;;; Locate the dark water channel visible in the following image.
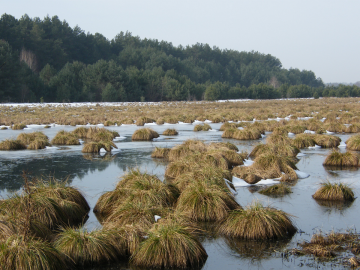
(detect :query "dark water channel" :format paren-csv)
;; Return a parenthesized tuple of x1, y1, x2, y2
(0, 123, 359, 269)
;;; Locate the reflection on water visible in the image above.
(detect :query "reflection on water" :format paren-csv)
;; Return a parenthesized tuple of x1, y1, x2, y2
(314, 199, 355, 215)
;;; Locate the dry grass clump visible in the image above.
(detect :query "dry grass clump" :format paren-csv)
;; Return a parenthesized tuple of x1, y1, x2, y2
(51, 130, 80, 145)
(218, 201, 297, 240)
(122, 118, 134, 124)
(0, 235, 65, 270)
(165, 117, 178, 124)
(54, 227, 123, 266)
(82, 141, 117, 153)
(136, 116, 155, 126)
(271, 127, 289, 136)
(0, 126, 8, 130)
(346, 135, 360, 150)
(130, 219, 207, 268)
(292, 133, 316, 149)
(132, 128, 159, 141)
(259, 183, 292, 196)
(12, 123, 27, 130)
(252, 153, 298, 179)
(86, 127, 119, 142)
(94, 170, 178, 223)
(232, 128, 261, 140)
(324, 121, 345, 133)
(0, 139, 27, 150)
(175, 180, 240, 222)
(219, 122, 239, 131)
(345, 124, 360, 133)
(208, 142, 239, 151)
(28, 139, 51, 150)
(250, 143, 299, 158)
(194, 123, 211, 131)
(289, 125, 307, 134)
(163, 128, 178, 136)
(156, 118, 164, 125)
(312, 182, 355, 201)
(266, 134, 292, 145)
(168, 140, 207, 162)
(207, 148, 244, 168)
(151, 147, 170, 159)
(221, 128, 237, 138)
(17, 131, 48, 144)
(323, 150, 359, 167)
(314, 134, 341, 148)
(72, 127, 88, 138)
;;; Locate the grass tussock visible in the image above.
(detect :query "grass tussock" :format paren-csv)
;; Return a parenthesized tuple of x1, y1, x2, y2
(323, 150, 359, 167)
(132, 128, 159, 141)
(175, 180, 240, 222)
(312, 182, 355, 201)
(219, 122, 239, 131)
(346, 135, 360, 150)
(151, 147, 170, 159)
(292, 133, 316, 149)
(130, 219, 207, 268)
(82, 141, 117, 153)
(12, 123, 27, 130)
(27, 139, 51, 150)
(54, 227, 123, 265)
(250, 143, 299, 158)
(136, 116, 155, 126)
(163, 128, 178, 136)
(0, 139, 27, 150)
(17, 131, 48, 145)
(51, 130, 80, 145)
(0, 235, 65, 270)
(259, 183, 292, 196)
(232, 166, 262, 184)
(218, 201, 297, 240)
(221, 128, 237, 138)
(208, 142, 239, 151)
(314, 134, 341, 148)
(194, 123, 211, 131)
(232, 128, 261, 140)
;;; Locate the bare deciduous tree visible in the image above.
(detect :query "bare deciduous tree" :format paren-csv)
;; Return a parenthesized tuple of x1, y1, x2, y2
(20, 47, 38, 73)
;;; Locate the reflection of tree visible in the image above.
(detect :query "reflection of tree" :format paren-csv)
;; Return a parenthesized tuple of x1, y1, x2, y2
(314, 199, 354, 215)
(224, 236, 293, 261)
(0, 149, 167, 192)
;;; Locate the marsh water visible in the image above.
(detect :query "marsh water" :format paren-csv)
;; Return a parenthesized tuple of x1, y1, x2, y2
(0, 122, 359, 270)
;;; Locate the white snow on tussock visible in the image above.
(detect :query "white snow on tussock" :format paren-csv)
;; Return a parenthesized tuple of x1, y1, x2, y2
(232, 176, 279, 187)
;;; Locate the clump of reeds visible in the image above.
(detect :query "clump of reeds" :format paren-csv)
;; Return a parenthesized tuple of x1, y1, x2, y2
(175, 180, 240, 222)
(324, 121, 345, 133)
(221, 128, 237, 138)
(17, 131, 48, 145)
(0, 126, 8, 130)
(12, 123, 27, 130)
(54, 227, 123, 266)
(28, 139, 51, 150)
(72, 127, 88, 138)
(312, 182, 355, 201)
(86, 127, 119, 142)
(0, 139, 27, 150)
(250, 143, 299, 158)
(151, 147, 170, 159)
(314, 134, 341, 148)
(259, 183, 292, 196)
(323, 150, 359, 167)
(122, 118, 134, 124)
(132, 128, 159, 141)
(289, 125, 307, 134)
(218, 201, 297, 240)
(130, 219, 207, 268)
(219, 122, 239, 131)
(346, 135, 360, 150)
(163, 128, 178, 136)
(136, 116, 155, 126)
(345, 124, 360, 133)
(207, 148, 244, 168)
(0, 235, 66, 270)
(156, 118, 164, 125)
(168, 140, 207, 162)
(193, 124, 211, 131)
(207, 142, 239, 152)
(292, 133, 316, 149)
(232, 128, 261, 140)
(165, 117, 178, 124)
(82, 141, 117, 153)
(266, 134, 292, 145)
(51, 130, 80, 145)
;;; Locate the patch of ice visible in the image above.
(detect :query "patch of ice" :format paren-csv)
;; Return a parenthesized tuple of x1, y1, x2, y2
(326, 130, 334, 134)
(288, 132, 295, 136)
(295, 170, 310, 179)
(296, 153, 307, 157)
(232, 176, 279, 187)
(338, 141, 346, 148)
(45, 146, 59, 150)
(154, 215, 161, 222)
(79, 139, 84, 145)
(304, 130, 316, 134)
(242, 159, 254, 166)
(97, 124, 104, 127)
(144, 122, 157, 126)
(204, 119, 212, 123)
(164, 122, 177, 125)
(111, 147, 121, 153)
(260, 134, 266, 138)
(308, 144, 321, 149)
(178, 121, 191, 125)
(209, 129, 217, 132)
(99, 148, 107, 153)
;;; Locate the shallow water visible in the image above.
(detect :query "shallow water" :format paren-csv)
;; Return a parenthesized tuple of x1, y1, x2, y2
(0, 123, 358, 269)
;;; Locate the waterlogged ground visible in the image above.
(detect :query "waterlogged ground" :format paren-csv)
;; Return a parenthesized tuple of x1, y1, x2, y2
(0, 123, 359, 270)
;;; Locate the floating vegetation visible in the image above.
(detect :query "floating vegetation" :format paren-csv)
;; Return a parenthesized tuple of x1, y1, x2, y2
(218, 201, 296, 240)
(312, 182, 355, 201)
(132, 128, 159, 141)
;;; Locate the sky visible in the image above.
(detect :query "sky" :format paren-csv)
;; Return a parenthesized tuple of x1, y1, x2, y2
(2, 0, 360, 83)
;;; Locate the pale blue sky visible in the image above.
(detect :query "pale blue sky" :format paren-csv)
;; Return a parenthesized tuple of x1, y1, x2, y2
(2, 0, 360, 83)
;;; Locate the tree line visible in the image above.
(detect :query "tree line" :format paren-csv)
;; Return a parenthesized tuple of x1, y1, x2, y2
(0, 13, 357, 103)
